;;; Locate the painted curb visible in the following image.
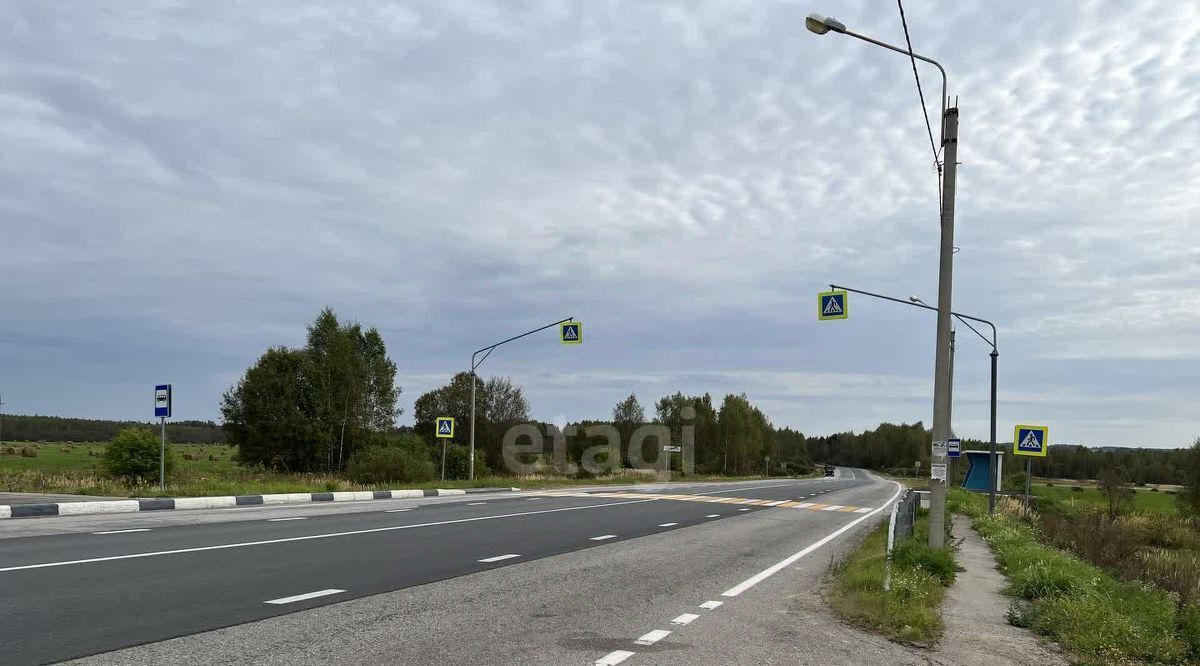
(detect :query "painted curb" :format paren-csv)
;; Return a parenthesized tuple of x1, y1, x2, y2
(0, 487, 522, 520)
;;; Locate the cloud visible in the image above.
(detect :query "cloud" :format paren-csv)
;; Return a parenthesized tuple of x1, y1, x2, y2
(0, 0, 1196, 447)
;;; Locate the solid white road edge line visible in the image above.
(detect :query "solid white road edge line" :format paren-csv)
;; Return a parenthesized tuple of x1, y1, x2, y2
(0, 498, 657, 574)
(719, 478, 903, 598)
(595, 650, 636, 665)
(91, 529, 151, 535)
(264, 589, 345, 605)
(634, 629, 671, 645)
(672, 613, 700, 625)
(478, 554, 521, 563)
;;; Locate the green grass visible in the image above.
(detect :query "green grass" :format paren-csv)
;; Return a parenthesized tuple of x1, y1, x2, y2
(828, 510, 956, 645)
(1033, 483, 1179, 515)
(1, 441, 804, 497)
(950, 488, 1200, 665)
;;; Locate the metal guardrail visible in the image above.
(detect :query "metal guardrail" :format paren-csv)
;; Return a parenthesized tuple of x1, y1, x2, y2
(884, 489, 920, 591)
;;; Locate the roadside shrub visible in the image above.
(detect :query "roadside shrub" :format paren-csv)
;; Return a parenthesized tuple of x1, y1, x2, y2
(1180, 603, 1200, 660)
(1071, 486, 1083, 492)
(1003, 471, 1027, 493)
(1041, 511, 1144, 572)
(345, 446, 434, 485)
(440, 444, 491, 481)
(100, 427, 173, 482)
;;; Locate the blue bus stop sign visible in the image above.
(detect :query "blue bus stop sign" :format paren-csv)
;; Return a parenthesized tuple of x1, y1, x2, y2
(154, 384, 171, 419)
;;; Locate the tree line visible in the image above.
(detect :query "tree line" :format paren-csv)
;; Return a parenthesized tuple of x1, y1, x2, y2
(1, 414, 225, 444)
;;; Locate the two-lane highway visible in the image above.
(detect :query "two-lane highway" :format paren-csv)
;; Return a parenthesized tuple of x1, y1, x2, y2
(0, 471, 896, 665)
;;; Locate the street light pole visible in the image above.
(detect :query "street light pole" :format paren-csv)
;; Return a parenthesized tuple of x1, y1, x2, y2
(809, 13, 958, 547)
(469, 316, 574, 480)
(929, 107, 960, 547)
(832, 283, 1000, 514)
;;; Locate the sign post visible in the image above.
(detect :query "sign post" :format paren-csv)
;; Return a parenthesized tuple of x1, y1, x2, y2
(1012, 424, 1048, 514)
(436, 417, 455, 481)
(154, 384, 172, 491)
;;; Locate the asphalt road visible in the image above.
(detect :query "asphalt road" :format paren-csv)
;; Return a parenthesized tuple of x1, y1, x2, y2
(0, 470, 898, 665)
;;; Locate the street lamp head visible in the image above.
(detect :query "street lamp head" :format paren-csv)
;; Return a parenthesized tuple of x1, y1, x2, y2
(805, 13, 846, 35)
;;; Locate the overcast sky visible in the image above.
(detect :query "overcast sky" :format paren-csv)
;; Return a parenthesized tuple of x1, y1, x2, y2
(1, 1, 1197, 447)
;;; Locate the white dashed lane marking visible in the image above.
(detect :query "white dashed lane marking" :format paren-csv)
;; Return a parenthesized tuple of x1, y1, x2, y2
(264, 589, 345, 605)
(267, 517, 306, 522)
(699, 600, 723, 610)
(705, 514, 720, 518)
(634, 629, 671, 646)
(478, 554, 521, 563)
(384, 509, 411, 513)
(658, 522, 678, 527)
(590, 534, 617, 541)
(671, 613, 700, 625)
(92, 529, 151, 535)
(595, 650, 635, 665)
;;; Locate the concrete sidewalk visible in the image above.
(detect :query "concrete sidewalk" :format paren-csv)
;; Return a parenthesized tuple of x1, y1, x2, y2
(931, 515, 1067, 666)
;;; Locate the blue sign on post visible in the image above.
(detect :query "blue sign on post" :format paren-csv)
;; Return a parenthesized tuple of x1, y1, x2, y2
(947, 438, 961, 458)
(154, 384, 172, 419)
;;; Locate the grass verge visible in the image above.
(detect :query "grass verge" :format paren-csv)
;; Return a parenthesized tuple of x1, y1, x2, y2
(949, 488, 1200, 665)
(828, 508, 957, 645)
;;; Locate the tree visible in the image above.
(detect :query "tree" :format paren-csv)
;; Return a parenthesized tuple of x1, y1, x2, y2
(1098, 465, 1135, 519)
(613, 393, 645, 424)
(101, 427, 174, 482)
(612, 393, 645, 467)
(221, 309, 401, 473)
(221, 347, 320, 471)
(413, 373, 531, 472)
(1178, 437, 1200, 516)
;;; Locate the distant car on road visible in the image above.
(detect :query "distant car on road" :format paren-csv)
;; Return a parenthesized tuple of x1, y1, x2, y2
(823, 464, 835, 477)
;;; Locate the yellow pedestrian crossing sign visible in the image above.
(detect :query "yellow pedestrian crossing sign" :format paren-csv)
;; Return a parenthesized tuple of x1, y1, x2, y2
(818, 290, 848, 320)
(435, 417, 455, 439)
(560, 321, 582, 344)
(1013, 424, 1048, 457)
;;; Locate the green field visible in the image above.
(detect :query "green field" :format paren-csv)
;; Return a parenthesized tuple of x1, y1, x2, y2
(0, 442, 237, 474)
(1032, 482, 1179, 514)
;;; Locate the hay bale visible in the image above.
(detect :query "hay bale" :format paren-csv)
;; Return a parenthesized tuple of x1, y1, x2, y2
(20, 447, 38, 458)
(2, 447, 16, 455)
(61, 447, 72, 453)
(208, 454, 221, 461)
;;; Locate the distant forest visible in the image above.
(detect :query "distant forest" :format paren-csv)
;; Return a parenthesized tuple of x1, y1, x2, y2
(2, 414, 226, 444)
